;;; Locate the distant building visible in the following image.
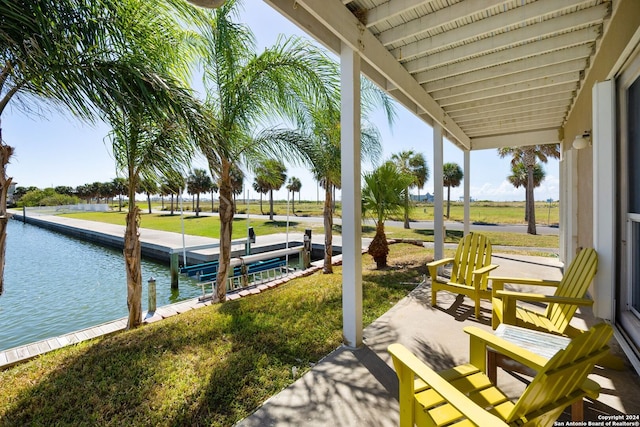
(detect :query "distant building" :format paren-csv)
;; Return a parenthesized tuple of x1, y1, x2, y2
(410, 193, 433, 202)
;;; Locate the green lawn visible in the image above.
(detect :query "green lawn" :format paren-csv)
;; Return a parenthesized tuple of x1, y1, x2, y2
(62, 209, 559, 252)
(134, 199, 559, 226)
(0, 244, 426, 427)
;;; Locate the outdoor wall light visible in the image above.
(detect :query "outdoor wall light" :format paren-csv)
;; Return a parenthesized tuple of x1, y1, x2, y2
(573, 131, 591, 150)
(186, 0, 225, 8)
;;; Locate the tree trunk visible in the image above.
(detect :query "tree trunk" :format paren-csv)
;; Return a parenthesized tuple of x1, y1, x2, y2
(403, 189, 410, 229)
(196, 193, 200, 217)
(147, 193, 152, 214)
(215, 160, 234, 302)
(0, 138, 14, 296)
(526, 169, 536, 234)
(124, 202, 142, 329)
(368, 222, 388, 269)
(259, 193, 263, 215)
(446, 185, 451, 218)
(323, 184, 333, 274)
(291, 191, 296, 215)
(170, 195, 174, 215)
(269, 189, 274, 220)
(524, 150, 537, 235)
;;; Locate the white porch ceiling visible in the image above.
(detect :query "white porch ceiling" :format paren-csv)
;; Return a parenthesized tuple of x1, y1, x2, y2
(263, 0, 611, 151)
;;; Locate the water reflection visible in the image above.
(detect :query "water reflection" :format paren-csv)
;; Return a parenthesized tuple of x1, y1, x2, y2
(0, 220, 202, 351)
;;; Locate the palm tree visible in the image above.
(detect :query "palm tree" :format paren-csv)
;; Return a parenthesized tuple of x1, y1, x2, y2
(508, 161, 546, 221)
(187, 169, 213, 217)
(299, 77, 394, 274)
(443, 162, 463, 219)
(138, 177, 158, 214)
(252, 177, 270, 215)
(112, 178, 128, 212)
(0, 0, 208, 295)
(498, 144, 560, 234)
(362, 161, 414, 269)
(286, 176, 302, 214)
(162, 174, 187, 216)
(255, 159, 287, 220)
(230, 163, 245, 206)
(209, 181, 219, 212)
(193, 0, 336, 302)
(391, 150, 429, 229)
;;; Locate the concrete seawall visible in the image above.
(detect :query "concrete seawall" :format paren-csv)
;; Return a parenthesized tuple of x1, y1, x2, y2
(9, 212, 331, 266)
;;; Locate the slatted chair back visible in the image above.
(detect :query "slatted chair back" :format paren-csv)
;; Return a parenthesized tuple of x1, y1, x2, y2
(546, 248, 598, 335)
(451, 233, 493, 290)
(508, 322, 612, 426)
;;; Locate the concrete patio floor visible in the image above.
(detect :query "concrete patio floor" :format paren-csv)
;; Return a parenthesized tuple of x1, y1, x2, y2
(237, 253, 640, 426)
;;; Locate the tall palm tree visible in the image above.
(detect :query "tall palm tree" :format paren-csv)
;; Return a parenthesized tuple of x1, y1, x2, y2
(443, 162, 463, 219)
(498, 144, 560, 234)
(392, 150, 429, 229)
(299, 77, 395, 274)
(508, 161, 546, 221)
(187, 169, 213, 217)
(193, 0, 335, 302)
(362, 161, 414, 269)
(255, 159, 287, 220)
(286, 176, 302, 214)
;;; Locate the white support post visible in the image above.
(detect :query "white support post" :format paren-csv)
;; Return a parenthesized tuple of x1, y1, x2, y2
(592, 80, 616, 321)
(433, 124, 444, 262)
(463, 149, 470, 236)
(340, 42, 363, 348)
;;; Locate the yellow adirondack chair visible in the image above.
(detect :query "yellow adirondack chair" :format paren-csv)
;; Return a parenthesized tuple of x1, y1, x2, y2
(491, 248, 597, 337)
(428, 233, 498, 319)
(388, 323, 612, 427)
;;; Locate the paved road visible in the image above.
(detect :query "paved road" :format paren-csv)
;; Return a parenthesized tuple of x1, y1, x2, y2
(183, 210, 560, 236)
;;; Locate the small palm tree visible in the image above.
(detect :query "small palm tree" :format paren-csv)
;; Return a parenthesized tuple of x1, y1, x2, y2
(138, 177, 158, 214)
(162, 174, 187, 216)
(363, 161, 414, 269)
(112, 178, 128, 212)
(498, 144, 560, 234)
(252, 177, 270, 215)
(391, 150, 429, 229)
(286, 176, 302, 214)
(443, 162, 464, 219)
(187, 169, 213, 217)
(254, 159, 287, 220)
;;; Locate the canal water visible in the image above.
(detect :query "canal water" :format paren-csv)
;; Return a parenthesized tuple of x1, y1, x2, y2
(0, 219, 202, 351)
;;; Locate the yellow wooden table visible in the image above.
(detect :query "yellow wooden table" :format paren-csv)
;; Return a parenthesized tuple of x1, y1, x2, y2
(488, 324, 588, 420)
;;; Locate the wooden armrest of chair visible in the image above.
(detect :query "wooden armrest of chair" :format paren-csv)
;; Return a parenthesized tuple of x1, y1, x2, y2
(463, 326, 548, 371)
(473, 264, 499, 276)
(388, 343, 509, 427)
(427, 257, 455, 269)
(496, 290, 594, 306)
(427, 257, 455, 280)
(491, 277, 561, 293)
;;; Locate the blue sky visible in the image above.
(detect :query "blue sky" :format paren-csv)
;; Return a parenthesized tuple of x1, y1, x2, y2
(3, 1, 559, 202)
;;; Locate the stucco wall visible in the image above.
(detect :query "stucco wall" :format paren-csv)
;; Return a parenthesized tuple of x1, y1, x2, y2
(563, 0, 640, 253)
